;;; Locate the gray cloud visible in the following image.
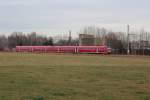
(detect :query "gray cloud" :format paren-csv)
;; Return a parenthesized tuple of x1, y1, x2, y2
(0, 0, 150, 35)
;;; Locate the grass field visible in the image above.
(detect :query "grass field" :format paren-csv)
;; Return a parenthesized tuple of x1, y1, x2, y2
(0, 53, 150, 100)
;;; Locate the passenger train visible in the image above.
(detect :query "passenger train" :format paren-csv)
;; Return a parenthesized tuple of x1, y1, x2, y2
(16, 46, 109, 54)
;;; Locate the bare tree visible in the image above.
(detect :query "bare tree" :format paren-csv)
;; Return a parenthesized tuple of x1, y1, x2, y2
(0, 35, 8, 51)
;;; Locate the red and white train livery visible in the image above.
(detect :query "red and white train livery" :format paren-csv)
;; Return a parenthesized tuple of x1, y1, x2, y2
(16, 46, 108, 54)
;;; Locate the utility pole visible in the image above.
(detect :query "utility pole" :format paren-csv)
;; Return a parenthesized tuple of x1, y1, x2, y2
(127, 25, 130, 55)
(68, 30, 72, 46)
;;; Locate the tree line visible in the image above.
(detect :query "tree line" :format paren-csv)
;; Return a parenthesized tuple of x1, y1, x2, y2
(0, 32, 79, 51)
(0, 26, 150, 55)
(80, 26, 150, 55)
(0, 32, 53, 51)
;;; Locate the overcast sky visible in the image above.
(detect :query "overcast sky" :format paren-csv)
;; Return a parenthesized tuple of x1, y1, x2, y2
(0, 0, 150, 35)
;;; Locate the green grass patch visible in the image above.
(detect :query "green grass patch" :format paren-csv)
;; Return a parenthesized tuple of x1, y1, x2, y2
(0, 53, 150, 100)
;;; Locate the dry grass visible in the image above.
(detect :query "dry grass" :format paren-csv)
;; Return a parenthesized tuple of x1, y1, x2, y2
(0, 53, 150, 100)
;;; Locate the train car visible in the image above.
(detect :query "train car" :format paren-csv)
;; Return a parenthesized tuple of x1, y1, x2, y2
(46, 46, 59, 53)
(16, 46, 32, 52)
(78, 46, 108, 54)
(16, 46, 108, 54)
(56, 46, 76, 53)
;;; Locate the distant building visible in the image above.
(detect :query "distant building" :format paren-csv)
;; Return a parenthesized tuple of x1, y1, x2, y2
(130, 40, 150, 55)
(79, 34, 106, 46)
(79, 34, 95, 46)
(139, 40, 149, 48)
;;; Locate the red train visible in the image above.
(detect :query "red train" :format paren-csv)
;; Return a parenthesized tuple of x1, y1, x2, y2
(16, 46, 108, 54)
